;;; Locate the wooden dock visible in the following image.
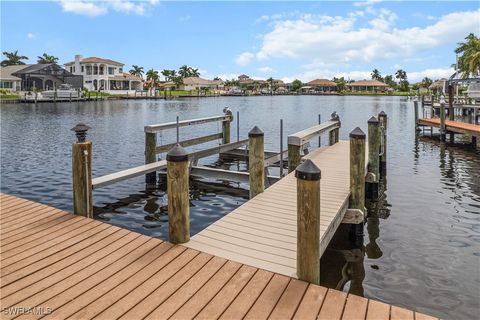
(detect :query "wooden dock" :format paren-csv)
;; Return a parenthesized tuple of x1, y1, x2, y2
(184, 141, 357, 277)
(418, 118, 480, 137)
(0, 193, 437, 320)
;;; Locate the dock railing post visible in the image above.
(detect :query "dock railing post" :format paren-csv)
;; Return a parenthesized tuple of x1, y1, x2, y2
(166, 144, 190, 244)
(414, 99, 420, 132)
(349, 127, 366, 242)
(71, 124, 93, 218)
(145, 131, 157, 185)
(378, 111, 388, 176)
(249, 126, 265, 198)
(288, 143, 301, 173)
(295, 159, 321, 285)
(329, 112, 340, 145)
(440, 96, 446, 142)
(222, 107, 233, 144)
(367, 116, 380, 199)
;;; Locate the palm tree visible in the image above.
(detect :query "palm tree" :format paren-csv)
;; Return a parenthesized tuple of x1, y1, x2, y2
(395, 69, 407, 81)
(371, 69, 382, 81)
(129, 65, 144, 79)
(1, 50, 28, 66)
(455, 33, 480, 78)
(189, 67, 200, 77)
(179, 65, 190, 78)
(37, 53, 58, 64)
(267, 77, 274, 95)
(146, 69, 159, 88)
(421, 77, 433, 88)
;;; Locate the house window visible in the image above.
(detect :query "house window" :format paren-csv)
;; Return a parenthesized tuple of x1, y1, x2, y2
(93, 65, 98, 75)
(85, 81, 92, 84)
(81, 66, 84, 73)
(99, 66, 104, 75)
(119, 68, 123, 73)
(1, 81, 13, 88)
(86, 66, 92, 75)
(70, 67, 73, 72)
(108, 67, 114, 75)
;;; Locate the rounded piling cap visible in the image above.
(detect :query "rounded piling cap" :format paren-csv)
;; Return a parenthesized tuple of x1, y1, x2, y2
(368, 116, 379, 124)
(295, 160, 321, 181)
(378, 111, 387, 117)
(166, 144, 188, 162)
(349, 127, 366, 139)
(248, 126, 264, 137)
(71, 123, 91, 143)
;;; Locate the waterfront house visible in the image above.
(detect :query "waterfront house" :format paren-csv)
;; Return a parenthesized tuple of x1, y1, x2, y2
(180, 77, 224, 91)
(347, 80, 390, 92)
(306, 79, 337, 92)
(1, 64, 82, 91)
(428, 79, 448, 95)
(64, 55, 143, 93)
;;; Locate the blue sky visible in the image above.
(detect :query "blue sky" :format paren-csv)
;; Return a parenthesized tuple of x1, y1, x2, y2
(1, 1, 479, 82)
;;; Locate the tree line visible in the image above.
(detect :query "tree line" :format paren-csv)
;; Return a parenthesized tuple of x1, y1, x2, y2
(129, 65, 201, 88)
(1, 51, 59, 66)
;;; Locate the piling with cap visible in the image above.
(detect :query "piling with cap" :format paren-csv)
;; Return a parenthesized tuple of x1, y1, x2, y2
(222, 107, 233, 144)
(414, 100, 420, 132)
(378, 111, 388, 176)
(295, 159, 321, 284)
(329, 112, 340, 145)
(440, 96, 446, 142)
(71, 123, 93, 218)
(166, 144, 190, 244)
(248, 126, 265, 198)
(448, 84, 455, 142)
(349, 127, 366, 213)
(145, 131, 157, 185)
(367, 116, 380, 199)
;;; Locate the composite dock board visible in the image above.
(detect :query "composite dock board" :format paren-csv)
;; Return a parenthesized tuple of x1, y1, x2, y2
(418, 118, 480, 137)
(184, 140, 354, 278)
(0, 194, 437, 320)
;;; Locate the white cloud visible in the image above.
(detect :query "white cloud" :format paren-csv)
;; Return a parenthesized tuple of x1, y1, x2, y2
(407, 67, 454, 82)
(58, 0, 159, 17)
(179, 14, 191, 22)
(353, 0, 382, 7)
(27, 32, 35, 39)
(254, 9, 479, 65)
(257, 66, 274, 73)
(59, 1, 107, 17)
(235, 52, 254, 66)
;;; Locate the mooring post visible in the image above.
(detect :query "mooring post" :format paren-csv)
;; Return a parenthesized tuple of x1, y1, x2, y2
(280, 119, 284, 177)
(69, 92, 72, 103)
(248, 126, 265, 198)
(288, 143, 301, 173)
(34, 91, 38, 104)
(448, 84, 454, 142)
(329, 112, 340, 145)
(145, 131, 157, 184)
(318, 114, 322, 147)
(414, 99, 419, 131)
(71, 123, 93, 218)
(440, 96, 446, 142)
(367, 116, 380, 199)
(295, 159, 321, 285)
(222, 107, 233, 144)
(166, 144, 190, 244)
(378, 111, 388, 176)
(349, 127, 366, 243)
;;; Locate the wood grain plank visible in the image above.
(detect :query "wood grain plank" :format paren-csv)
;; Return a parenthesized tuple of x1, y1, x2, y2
(169, 260, 242, 320)
(342, 294, 368, 320)
(293, 285, 328, 320)
(145, 256, 227, 320)
(366, 300, 391, 320)
(390, 305, 414, 320)
(244, 274, 290, 320)
(268, 279, 308, 320)
(317, 289, 347, 320)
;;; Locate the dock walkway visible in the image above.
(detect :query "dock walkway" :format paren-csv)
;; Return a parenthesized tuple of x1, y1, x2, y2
(418, 118, 480, 137)
(184, 140, 357, 278)
(0, 193, 437, 320)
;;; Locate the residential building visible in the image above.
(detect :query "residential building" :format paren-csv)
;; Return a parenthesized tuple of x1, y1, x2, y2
(0, 64, 82, 91)
(64, 55, 143, 93)
(347, 80, 390, 92)
(306, 79, 337, 92)
(180, 77, 224, 91)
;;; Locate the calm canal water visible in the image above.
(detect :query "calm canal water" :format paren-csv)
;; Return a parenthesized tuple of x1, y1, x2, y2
(1, 96, 479, 319)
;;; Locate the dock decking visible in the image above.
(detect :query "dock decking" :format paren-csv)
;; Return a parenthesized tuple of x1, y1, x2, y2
(0, 193, 437, 320)
(184, 140, 358, 278)
(418, 118, 480, 137)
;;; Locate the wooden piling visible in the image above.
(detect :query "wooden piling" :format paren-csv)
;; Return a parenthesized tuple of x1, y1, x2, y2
(440, 97, 446, 142)
(378, 111, 388, 176)
(414, 100, 419, 131)
(69, 92, 72, 103)
(295, 159, 321, 284)
(448, 84, 454, 142)
(367, 116, 380, 181)
(71, 124, 93, 218)
(166, 144, 190, 244)
(249, 126, 265, 198)
(349, 128, 366, 212)
(145, 132, 157, 184)
(222, 107, 233, 144)
(288, 144, 301, 173)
